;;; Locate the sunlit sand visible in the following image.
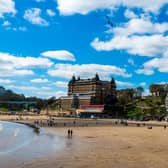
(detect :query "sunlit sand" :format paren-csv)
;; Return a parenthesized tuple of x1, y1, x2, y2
(23, 126, 168, 168)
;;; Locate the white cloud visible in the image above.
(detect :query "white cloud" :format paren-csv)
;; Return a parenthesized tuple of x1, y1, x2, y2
(0, 0, 16, 17)
(9, 26, 27, 32)
(0, 52, 53, 77)
(18, 26, 27, 31)
(36, 90, 67, 98)
(111, 18, 168, 36)
(124, 9, 137, 19)
(0, 52, 53, 68)
(54, 81, 68, 88)
(0, 79, 14, 84)
(35, 90, 66, 98)
(2, 20, 11, 26)
(55, 91, 67, 98)
(48, 63, 131, 79)
(46, 9, 56, 17)
(143, 58, 168, 72)
(41, 86, 51, 90)
(139, 82, 146, 87)
(128, 58, 135, 66)
(57, 0, 168, 15)
(7, 84, 67, 98)
(0, 69, 34, 77)
(136, 50, 168, 75)
(91, 35, 168, 57)
(41, 50, 76, 61)
(7, 85, 41, 91)
(157, 81, 168, 84)
(136, 68, 154, 75)
(143, 55, 168, 73)
(31, 78, 49, 83)
(90, 10, 168, 76)
(116, 80, 133, 87)
(92, 16, 168, 57)
(24, 8, 49, 26)
(57, 0, 113, 15)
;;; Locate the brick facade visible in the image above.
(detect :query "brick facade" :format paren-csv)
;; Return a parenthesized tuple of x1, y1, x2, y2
(60, 74, 116, 108)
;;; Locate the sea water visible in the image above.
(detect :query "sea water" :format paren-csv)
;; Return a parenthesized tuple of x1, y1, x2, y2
(0, 121, 64, 167)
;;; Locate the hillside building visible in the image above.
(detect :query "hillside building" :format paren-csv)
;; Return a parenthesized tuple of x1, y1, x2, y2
(60, 74, 116, 109)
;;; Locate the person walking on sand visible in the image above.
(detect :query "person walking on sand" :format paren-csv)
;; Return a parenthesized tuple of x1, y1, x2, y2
(70, 129, 73, 138)
(68, 129, 71, 138)
(164, 125, 167, 130)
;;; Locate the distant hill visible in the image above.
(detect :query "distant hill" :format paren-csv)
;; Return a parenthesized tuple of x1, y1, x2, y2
(0, 86, 25, 101)
(0, 86, 46, 111)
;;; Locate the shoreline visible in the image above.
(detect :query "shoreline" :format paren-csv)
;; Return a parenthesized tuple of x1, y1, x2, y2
(1, 116, 168, 168)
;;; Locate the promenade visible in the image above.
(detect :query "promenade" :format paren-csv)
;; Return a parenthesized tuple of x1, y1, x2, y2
(0, 114, 167, 128)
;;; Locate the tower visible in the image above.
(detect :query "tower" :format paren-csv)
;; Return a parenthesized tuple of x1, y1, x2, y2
(68, 75, 76, 95)
(94, 73, 100, 81)
(110, 77, 117, 98)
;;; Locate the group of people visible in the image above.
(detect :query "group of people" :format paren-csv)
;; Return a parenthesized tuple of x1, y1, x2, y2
(68, 129, 73, 138)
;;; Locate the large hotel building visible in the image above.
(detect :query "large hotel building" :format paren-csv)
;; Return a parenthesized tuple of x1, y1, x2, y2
(60, 74, 117, 108)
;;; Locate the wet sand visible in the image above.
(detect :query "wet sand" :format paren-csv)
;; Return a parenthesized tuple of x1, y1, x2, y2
(0, 121, 65, 168)
(22, 126, 168, 168)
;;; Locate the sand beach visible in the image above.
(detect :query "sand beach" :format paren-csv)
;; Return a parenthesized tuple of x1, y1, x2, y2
(1, 115, 168, 168)
(22, 125, 168, 168)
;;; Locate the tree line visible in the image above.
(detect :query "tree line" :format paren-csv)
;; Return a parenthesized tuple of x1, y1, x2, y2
(0, 86, 56, 112)
(107, 84, 168, 120)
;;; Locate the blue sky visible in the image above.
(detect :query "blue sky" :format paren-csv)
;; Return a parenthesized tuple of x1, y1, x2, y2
(0, 0, 168, 98)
